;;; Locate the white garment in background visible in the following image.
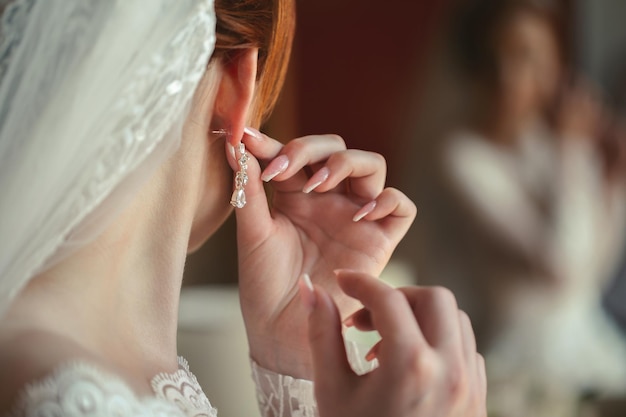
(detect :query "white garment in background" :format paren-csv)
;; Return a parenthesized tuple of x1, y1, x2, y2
(445, 126, 626, 412)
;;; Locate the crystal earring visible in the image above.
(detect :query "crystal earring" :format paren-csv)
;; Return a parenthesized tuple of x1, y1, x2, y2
(211, 129, 248, 209)
(230, 142, 248, 208)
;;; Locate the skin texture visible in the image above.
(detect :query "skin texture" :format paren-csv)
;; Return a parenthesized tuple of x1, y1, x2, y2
(305, 271, 487, 417)
(234, 133, 488, 416)
(0, 48, 487, 416)
(235, 131, 416, 378)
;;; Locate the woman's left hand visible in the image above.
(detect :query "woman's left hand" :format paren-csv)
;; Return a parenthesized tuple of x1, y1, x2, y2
(232, 130, 416, 379)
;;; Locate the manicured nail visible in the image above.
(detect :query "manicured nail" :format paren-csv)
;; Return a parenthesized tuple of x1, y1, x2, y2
(365, 347, 378, 362)
(303, 273, 314, 291)
(333, 268, 358, 276)
(353, 200, 377, 222)
(299, 273, 316, 312)
(303, 167, 330, 193)
(227, 143, 236, 160)
(261, 155, 289, 182)
(244, 126, 263, 139)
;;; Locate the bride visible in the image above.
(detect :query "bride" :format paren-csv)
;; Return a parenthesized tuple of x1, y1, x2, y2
(0, 0, 486, 416)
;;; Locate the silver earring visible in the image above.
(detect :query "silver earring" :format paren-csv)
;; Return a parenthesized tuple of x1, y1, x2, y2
(230, 142, 248, 208)
(212, 129, 229, 136)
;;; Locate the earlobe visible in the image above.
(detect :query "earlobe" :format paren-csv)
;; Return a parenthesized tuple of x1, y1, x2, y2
(213, 48, 259, 147)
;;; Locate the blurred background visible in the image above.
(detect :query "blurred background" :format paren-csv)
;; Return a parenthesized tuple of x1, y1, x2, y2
(179, 1, 626, 416)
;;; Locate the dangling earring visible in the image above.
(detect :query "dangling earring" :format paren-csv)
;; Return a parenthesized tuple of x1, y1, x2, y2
(211, 129, 248, 209)
(230, 142, 248, 208)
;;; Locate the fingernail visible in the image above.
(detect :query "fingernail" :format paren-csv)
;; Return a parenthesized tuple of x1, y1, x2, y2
(365, 348, 377, 362)
(227, 143, 236, 160)
(299, 274, 316, 312)
(353, 200, 377, 222)
(343, 315, 355, 328)
(261, 155, 289, 182)
(333, 268, 357, 276)
(244, 126, 263, 139)
(303, 167, 330, 193)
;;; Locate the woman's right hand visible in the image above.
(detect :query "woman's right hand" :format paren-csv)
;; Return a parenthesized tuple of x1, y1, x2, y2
(302, 270, 487, 417)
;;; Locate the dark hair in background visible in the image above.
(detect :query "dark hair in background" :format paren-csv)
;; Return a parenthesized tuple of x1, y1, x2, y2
(450, 0, 562, 85)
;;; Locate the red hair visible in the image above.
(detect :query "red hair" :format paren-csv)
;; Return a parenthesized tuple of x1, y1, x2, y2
(212, 0, 296, 126)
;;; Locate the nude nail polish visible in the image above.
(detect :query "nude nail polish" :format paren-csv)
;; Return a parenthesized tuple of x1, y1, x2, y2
(244, 126, 263, 139)
(227, 143, 236, 161)
(299, 273, 316, 311)
(353, 201, 377, 222)
(365, 348, 377, 362)
(261, 155, 289, 182)
(303, 167, 330, 193)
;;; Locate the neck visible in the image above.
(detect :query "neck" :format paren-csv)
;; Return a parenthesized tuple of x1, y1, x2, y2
(3, 69, 224, 383)
(473, 92, 538, 147)
(6, 148, 201, 378)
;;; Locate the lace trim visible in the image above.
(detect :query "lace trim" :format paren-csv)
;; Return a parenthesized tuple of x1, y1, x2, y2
(9, 362, 184, 417)
(251, 361, 317, 417)
(8, 357, 216, 417)
(152, 357, 217, 417)
(250, 340, 379, 417)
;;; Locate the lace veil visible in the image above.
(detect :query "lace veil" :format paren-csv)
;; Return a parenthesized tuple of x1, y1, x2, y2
(0, 0, 216, 317)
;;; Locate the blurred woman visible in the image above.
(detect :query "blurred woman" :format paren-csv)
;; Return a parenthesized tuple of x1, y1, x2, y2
(408, 0, 626, 415)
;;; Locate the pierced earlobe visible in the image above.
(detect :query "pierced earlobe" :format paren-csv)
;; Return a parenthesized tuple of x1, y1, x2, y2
(230, 142, 248, 209)
(211, 128, 229, 136)
(212, 128, 247, 208)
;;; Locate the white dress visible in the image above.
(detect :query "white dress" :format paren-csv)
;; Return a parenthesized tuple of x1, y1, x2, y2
(7, 342, 375, 417)
(443, 126, 626, 416)
(7, 357, 317, 417)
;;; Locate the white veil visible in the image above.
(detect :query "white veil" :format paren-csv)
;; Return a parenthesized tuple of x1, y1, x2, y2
(0, 0, 216, 317)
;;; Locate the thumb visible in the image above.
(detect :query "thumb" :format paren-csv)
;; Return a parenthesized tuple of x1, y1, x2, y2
(302, 277, 355, 394)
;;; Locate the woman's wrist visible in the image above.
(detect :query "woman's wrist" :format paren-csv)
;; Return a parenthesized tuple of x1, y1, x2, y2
(248, 337, 314, 380)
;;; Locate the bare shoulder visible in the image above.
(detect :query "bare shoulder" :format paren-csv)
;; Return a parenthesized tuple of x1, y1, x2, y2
(0, 324, 100, 414)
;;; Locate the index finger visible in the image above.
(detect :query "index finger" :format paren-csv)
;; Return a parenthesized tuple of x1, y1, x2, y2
(241, 128, 284, 160)
(398, 286, 464, 354)
(336, 271, 427, 362)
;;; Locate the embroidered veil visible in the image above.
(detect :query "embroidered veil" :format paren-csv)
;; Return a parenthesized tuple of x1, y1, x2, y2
(0, 0, 216, 316)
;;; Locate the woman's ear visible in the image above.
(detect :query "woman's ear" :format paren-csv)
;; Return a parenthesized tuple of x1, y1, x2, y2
(213, 48, 258, 147)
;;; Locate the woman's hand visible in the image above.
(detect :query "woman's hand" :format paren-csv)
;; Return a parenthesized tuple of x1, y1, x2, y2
(232, 130, 416, 378)
(304, 270, 487, 417)
(554, 80, 606, 142)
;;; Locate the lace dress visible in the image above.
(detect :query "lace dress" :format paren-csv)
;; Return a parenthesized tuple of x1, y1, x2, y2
(7, 357, 315, 417)
(7, 340, 376, 417)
